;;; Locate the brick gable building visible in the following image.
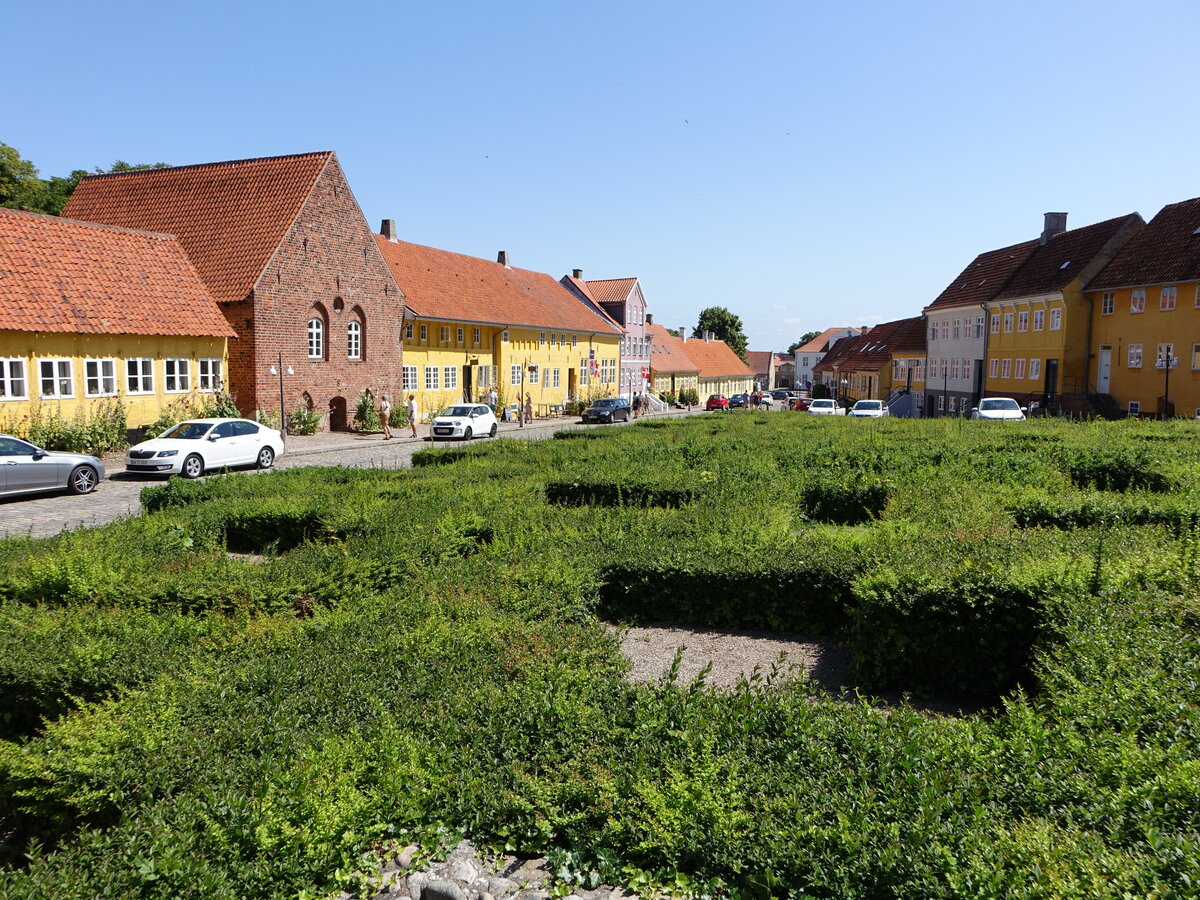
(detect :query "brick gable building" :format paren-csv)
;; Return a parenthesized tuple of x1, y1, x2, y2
(64, 151, 405, 430)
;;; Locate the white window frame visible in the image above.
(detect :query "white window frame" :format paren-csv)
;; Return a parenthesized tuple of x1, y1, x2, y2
(527, 365, 539, 386)
(457, 327, 464, 344)
(1128, 343, 1143, 369)
(198, 358, 223, 392)
(1029, 358, 1041, 380)
(405, 322, 414, 341)
(444, 366, 458, 390)
(402, 366, 418, 391)
(1101, 292, 1114, 316)
(1128, 400, 1140, 417)
(552, 368, 561, 388)
(308, 317, 325, 359)
(1192, 344, 1200, 371)
(539, 332, 546, 346)
(473, 327, 481, 345)
(1160, 286, 1177, 311)
(1131, 289, 1146, 313)
(1032, 309, 1045, 331)
(1017, 311, 1029, 332)
(1049, 308, 1062, 330)
(1014, 358, 1026, 379)
(1001, 358, 1011, 378)
(347, 321, 361, 359)
(424, 366, 440, 390)
(420, 324, 428, 342)
(84, 359, 117, 397)
(40, 359, 75, 398)
(510, 364, 522, 386)
(502, 330, 509, 343)
(571, 334, 578, 347)
(164, 358, 191, 393)
(1003, 313, 1014, 333)
(0, 359, 27, 400)
(990, 314, 1000, 334)
(579, 358, 590, 386)
(126, 358, 154, 395)
(988, 358, 999, 378)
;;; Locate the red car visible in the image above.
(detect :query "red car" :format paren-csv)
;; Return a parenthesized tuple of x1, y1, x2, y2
(790, 397, 812, 411)
(706, 394, 730, 411)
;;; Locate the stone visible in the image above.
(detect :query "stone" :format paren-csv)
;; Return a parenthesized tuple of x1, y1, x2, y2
(422, 879, 469, 900)
(397, 844, 420, 870)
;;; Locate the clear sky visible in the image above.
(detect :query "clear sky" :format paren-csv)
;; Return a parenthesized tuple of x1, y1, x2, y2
(7, 0, 1198, 350)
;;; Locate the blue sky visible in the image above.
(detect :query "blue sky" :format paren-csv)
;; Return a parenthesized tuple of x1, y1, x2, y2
(7, 0, 1198, 350)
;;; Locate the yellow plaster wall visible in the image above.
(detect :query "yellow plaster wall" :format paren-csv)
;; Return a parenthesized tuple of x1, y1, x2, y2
(984, 291, 1089, 397)
(0, 331, 229, 430)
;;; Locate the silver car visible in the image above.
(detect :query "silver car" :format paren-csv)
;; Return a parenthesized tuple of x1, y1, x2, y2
(0, 434, 105, 496)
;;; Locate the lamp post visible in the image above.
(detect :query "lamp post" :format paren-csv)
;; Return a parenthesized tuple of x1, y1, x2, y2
(267, 352, 294, 444)
(1156, 347, 1179, 420)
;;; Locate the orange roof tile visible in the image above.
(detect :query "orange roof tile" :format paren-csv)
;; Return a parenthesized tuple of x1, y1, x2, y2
(813, 317, 924, 374)
(647, 323, 699, 373)
(375, 237, 621, 334)
(0, 208, 235, 338)
(584, 277, 637, 304)
(746, 351, 774, 372)
(677, 335, 753, 379)
(796, 327, 867, 353)
(63, 152, 332, 304)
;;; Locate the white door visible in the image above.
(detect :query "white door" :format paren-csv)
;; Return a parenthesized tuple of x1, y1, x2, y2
(1097, 346, 1112, 393)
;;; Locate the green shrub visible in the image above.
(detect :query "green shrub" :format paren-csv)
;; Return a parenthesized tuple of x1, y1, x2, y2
(545, 480, 699, 509)
(1066, 448, 1170, 492)
(287, 404, 320, 435)
(352, 390, 381, 432)
(801, 475, 891, 524)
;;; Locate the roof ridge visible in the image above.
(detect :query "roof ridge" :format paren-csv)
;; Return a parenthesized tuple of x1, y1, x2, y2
(77, 150, 334, 181)
(0, 207, 181, 242)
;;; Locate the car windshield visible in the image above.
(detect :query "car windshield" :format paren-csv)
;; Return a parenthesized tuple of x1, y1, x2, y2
(593, 399, 620, 408)
(160, 421, 213, 440)
(980, 398, 1019, 411)
(444, 406, 474, 416)
(812, 400, 832, 407)
(855, 401, 881, 410)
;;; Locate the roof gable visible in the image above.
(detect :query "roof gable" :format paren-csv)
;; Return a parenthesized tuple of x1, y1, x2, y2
(646, 323, 699, 373)
(814, 317, 923, 373)
(678, 335, 753, 379)
(585, 277, 638, 305)
(926, 239, 1039, 312)
(63, 151, 332, 303)
(1088, 197, 1200, 289)
(375, 237, 621, 334)
(0, 208, 235, 338)
(995, 214, 1142, 299)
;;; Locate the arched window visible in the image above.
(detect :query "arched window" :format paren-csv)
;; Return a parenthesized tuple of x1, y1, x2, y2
(308, 317, 324, 359)
(347, 320, 361, 359)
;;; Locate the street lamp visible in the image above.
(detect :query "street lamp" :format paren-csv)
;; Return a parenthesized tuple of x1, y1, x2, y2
(1156, 346, 1180, 420)
(267, 352, 294, 443)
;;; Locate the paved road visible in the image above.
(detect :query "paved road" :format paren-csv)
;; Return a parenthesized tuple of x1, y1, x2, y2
(0, 409, 702, 539)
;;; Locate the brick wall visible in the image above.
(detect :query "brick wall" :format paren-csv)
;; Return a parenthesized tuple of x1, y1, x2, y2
(244, 156, 405, 429)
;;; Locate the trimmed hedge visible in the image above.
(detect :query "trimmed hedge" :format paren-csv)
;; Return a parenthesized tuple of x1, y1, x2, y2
(545, 480, 699, 509)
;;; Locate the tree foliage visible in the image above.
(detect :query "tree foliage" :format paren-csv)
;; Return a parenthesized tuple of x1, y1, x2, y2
(0, 141, 169, 215)
(693, 306, 748, 361)
(788, 330, 822, 354)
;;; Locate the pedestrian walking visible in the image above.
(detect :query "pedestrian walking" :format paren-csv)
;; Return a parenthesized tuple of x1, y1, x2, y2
(380, 394, 393, 439)
(487, 388, 498, 411)
(524, 392, 534, 425)
(407, 394, 418, 438)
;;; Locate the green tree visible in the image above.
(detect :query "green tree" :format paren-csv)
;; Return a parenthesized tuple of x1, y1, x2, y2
(787, 331, 822, 354)
(1, 142, 169, 215)
(694, 306, 748, 362)
(0, 142, 43, 210)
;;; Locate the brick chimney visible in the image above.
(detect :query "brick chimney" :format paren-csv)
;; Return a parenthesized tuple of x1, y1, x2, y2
(380, 219, 399, 241)
(497, 250, 510, 267)
(572, 268, 583, 279)
(646, 313, 654, 325)
(1041, 212, 1068, 245)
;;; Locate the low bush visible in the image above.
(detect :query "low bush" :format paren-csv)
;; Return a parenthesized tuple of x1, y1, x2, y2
(545, 480, 699, 509)
(800, 475, 891, 524)
(1065, 448, 1171, 492)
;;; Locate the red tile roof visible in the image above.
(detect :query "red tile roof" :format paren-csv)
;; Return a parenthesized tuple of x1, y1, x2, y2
(647, 323, 699, 373)
(925, 239, 1038, 312)
(746, 350, 774, 372)
(677, 334, 754, 379)
(375, 237, 621, 334)
(995, 214, 1142, 299)
(1088, 197, 1200, 289)
(0, 208, 235, 338)
(584, 277, 637, 304)
(813, 317, 923, 374)
(63, 151, 332, 303)
(796, 327, 867, 353)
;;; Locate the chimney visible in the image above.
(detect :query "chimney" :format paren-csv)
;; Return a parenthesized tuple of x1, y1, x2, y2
(380, 219, 398, 241)
(646, 313, 653, 325)
(572, 268, 583, 279)
(1041, 212, 1068, 245)
(705, 331, 713, 342)
(680, 326, 687, 342)
(497, 250, 510, 267)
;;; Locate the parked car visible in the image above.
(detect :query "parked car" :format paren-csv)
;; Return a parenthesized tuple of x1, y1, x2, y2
(582, 397, 631, 423)
(728, 393, 748, 409)
(807, 398, 846, 416)
(789, 397, 813, 411)
(0, 434, 104, 497)
(125, 418, 284, 478)
(705, 394, 730, 411)
(971, 397, 1027, 421)
(849, 399, 889, 418)
(770, 389, 792, 403)
(431, 404, 499, 440)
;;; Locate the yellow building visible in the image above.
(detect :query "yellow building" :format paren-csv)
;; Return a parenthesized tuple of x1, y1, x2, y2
(815, 317, 926, 414)
(675, 333, 753, 401)
(983, 213, 1142, 414)
(375, 231, 621, 419)
(0, 208, 234, 434)
(646, 323, 700, 400)
(1084, 198, 1200, 418)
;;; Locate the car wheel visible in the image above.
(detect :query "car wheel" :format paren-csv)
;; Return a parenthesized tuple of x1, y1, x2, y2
(257, 446, 275, 469)
(489, 423, 497, 437)
(621, 410, 629, 422)
(463, 426, 473, 441)
(182, 454, 204, 479)
(67, 465, 99, 495)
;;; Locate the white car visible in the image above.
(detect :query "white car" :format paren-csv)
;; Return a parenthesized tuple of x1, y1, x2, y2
(849, 400, 889, 418)
(430, 404, 498, 440)
(971, 397, 1026, 421)
(807, 398, 846, 416)
(125, 418, 284, 478)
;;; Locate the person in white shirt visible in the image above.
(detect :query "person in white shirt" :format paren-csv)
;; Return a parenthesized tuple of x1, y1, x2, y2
(406, 394, 418, 438)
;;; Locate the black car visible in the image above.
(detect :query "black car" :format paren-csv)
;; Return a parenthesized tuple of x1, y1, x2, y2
(729, 393, 748, 409)
(581, 397, 631, 423)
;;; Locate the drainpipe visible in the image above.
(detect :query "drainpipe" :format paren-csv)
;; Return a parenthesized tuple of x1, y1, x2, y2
(979, 302, 990, 411)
